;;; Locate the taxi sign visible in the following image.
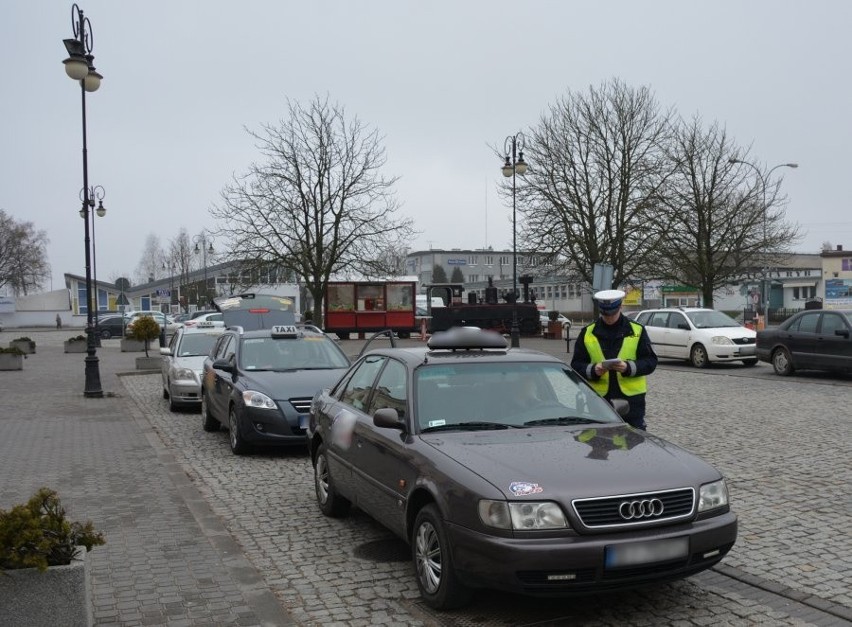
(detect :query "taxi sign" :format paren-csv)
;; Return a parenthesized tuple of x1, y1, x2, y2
(196, 321, 216, 328)
(271, 325, 299, 338)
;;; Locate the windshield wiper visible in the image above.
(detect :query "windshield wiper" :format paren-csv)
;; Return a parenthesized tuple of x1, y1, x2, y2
(523, 416, 610, 426)
(422, 421, 522, 432)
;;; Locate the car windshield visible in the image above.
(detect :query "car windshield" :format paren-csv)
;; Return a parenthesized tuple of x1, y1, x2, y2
(240, 336, 349, 371)
(176, 333, 220, 357)
(686, 310, 741, 329)
(415, 362, 620, 432)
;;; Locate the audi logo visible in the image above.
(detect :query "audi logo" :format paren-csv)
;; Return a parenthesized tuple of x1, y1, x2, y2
(618, 498, 664, 520)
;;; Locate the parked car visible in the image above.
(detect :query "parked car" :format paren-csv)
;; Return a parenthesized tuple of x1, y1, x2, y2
(182, 311, 224, 328)
(538, 311, 570, 326)
(126, 311, 181, 335)
(633, 307, 757, 368)
(756, 308, 852, 375)
(160, 322, 227, 411)
(307, 327, 737, 609)
(94, 314, 129, 339)
(200, 314, 350, 454)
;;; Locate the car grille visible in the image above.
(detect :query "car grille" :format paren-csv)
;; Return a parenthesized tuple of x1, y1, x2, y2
(733, 337, 755, 345)
(572, 488, 695, 528)
(289, 397, 313, 414)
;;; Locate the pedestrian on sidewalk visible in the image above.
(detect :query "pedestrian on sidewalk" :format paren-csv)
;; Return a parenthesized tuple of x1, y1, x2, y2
(56, 313, 62, 329)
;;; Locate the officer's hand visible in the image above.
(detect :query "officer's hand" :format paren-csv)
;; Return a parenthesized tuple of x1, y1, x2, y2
(610, 360, 628, 373)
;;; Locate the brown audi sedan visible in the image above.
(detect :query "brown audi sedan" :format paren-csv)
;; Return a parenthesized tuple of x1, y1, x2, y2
(307, 327, 737, 610)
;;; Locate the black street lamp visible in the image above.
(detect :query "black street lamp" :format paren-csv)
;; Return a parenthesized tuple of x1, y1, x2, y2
(193, 234, 214, 309)
(63, 3, 104, 398)
(501, 132, 528, 348)
(80, 185, 105, 344)
(729, 158, 798, 327)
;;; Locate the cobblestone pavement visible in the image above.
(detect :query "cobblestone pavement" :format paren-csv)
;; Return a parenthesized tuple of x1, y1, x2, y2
(1, 329, 850, 626)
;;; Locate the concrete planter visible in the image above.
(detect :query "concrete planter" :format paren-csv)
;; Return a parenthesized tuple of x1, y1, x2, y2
(64, 340, 88, 354)
(0, 546, 92, 627)
(9, 339, 35, 354)
(0, 353, 24, 370)
(120, 338, 146, 352)
(135, 355, 162, 370)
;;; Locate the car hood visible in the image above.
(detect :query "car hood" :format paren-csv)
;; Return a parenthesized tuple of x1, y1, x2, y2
(173, 355, 207, 373)
(420, 425, 720, 499)
(240, 368, 347, 400)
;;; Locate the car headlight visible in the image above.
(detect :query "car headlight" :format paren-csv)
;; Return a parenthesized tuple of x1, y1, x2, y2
(242, 390, 277, 410)
(711, 336, 735, 346)
(172, 367, 198, 382)
(698, 479, 729, 512)
(478, 500, 567, 530)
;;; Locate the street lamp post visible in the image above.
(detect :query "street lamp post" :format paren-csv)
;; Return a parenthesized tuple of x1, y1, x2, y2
(193, 234, 214, 309)
(501, 132, 528, 348)
(63, 3, 104, 398)
(729, 159, 798, 327)
(80, 185, 105, 343)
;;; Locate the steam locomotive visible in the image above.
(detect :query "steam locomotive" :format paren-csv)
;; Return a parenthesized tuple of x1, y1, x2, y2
(425, 277, 542, 336)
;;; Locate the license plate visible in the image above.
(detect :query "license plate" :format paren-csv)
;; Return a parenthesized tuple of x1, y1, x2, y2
(299, 414, 310, 429)
(605, 537, 688, 568)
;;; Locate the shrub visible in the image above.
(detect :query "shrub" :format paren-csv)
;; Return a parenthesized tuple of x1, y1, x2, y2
(12, 336, 33, 342)
(66, 335, 88, 343)
(0, 487, 105, 572)
(548, 310, 560, 322)
(0, 346, 26, 356)
(128, 315, 161, 357)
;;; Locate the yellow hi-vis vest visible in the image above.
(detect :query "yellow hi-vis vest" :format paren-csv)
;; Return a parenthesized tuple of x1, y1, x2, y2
(583, 321, 647, 397)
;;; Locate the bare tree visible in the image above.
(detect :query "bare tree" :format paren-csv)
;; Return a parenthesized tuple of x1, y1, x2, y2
(210, 95, 415, 321)
(0, 210, 50, 295)
(513, 79, 673, 291)
(134, 234, 165, 285)
(166, 228, 195, 311)
(652, 117, 801, 307)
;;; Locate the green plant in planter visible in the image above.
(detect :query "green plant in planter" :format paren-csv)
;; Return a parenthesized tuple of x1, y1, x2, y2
(0, 487, 105, 572)
(0, 346, 26, 356)
(128, 315, 161, 357)
(66, 335, 88, 343)
(12, 336, 33, 343)
(548, 310, 560, 322)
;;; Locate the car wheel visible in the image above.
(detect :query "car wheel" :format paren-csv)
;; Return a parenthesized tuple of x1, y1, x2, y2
(690, 343, 709, 368)
(314, 443, 351, 518)
(772, 347, 794, 376)
(167, 385, 179, 412)
(100, 329, 112, 340)
(162, 383, 169, 399)
(201, 393, 220, 432)
(742, 359, 758, 367)
(412, 504, 471, 610)
(228, 406, 250, 455)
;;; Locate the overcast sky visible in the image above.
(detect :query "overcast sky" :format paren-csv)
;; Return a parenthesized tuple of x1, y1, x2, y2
(3, 0, 851, 291)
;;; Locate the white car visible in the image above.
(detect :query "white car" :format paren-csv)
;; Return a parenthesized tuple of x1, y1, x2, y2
(181, 311, 224, 328)
(634, 307, 757, 368)
(126, 310, 181, 335)
(160, 322, 226, 411)
(539, 311, 570, 326)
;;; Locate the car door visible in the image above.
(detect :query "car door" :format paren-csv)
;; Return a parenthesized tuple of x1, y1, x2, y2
(350, 358, 413, 537)
(642, 312, 671, 358)
(787, 312, 820, 368)
(664, 312, 691, 359)
(207, 334, 236, 422)
(327, 355, 387, 501)
(815, 312, 852, 370)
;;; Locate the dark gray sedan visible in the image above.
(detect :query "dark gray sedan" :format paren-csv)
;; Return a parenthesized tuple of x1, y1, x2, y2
(756, 308, 852, 375)
(307, 327, 737, 610)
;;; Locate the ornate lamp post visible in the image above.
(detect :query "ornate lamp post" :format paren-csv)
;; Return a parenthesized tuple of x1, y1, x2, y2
(501, 132, 528, 348)
(193, 234, 214, 309)
(63, 3, 104, 398)
(80, 185, 105, 343)
(729, 159, 798, 327)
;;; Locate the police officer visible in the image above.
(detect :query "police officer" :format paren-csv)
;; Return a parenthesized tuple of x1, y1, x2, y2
(571, 289, 657, 430)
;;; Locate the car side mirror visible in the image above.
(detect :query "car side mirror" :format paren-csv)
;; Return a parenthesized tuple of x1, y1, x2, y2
(610, 398, 630, 417)
(835, 329, 850, 338)
(373, 407, 405, 431)
(160, 347, 172, 356)
(212, 357, 235, 373)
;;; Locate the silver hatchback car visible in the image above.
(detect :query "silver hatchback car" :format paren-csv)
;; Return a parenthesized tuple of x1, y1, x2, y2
(161, 322, 226, 411)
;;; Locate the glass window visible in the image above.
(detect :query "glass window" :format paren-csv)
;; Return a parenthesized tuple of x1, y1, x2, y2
(341, 356, 386, 412)
(367, 359, 408, 418)
(668, 313, 687, 329)
(797, 313, 819, 333)
(386, 284, 413, 311)
(327, 283, 355, 311)
(820, 313, 847, 335)
(355, 285, 383, 311)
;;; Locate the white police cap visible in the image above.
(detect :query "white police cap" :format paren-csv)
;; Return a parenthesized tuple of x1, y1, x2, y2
(594, 289, 625, 312)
